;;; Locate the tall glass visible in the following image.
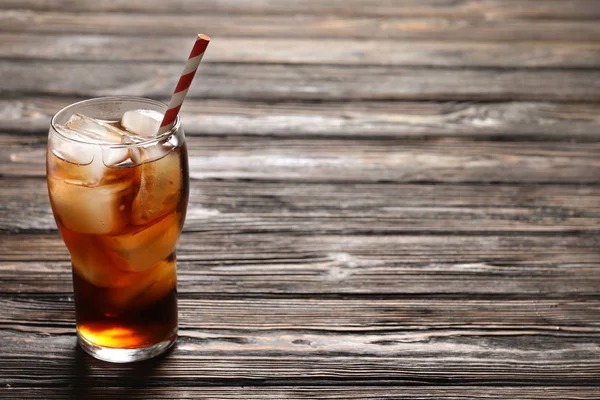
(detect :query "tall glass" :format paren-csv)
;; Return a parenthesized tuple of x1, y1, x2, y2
(46, 97, 189, 363)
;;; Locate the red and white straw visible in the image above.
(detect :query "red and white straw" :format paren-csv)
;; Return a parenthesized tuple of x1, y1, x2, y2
(158, 34, 210, 135)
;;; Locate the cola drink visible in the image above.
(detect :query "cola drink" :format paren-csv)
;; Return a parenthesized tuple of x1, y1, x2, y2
(46, 97, 188, 362)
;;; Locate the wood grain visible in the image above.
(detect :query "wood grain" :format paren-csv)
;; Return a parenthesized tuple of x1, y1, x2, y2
(3, 97, 600, 140)
(3, 0, 600, 19)
(3, 135, 599, 183)
(1, 1, 600, 396)
(0, 328, 598, 385)
(3, 296, 599, 332)
(4, 61, 600, 102)
(3, 387, 600, 400)
(4, 34, 600, 69)
(3, 178, 600, 233)
(2, 11, 600, 42)
(2, 234, 599, 296)
(1, 297, 599, 386)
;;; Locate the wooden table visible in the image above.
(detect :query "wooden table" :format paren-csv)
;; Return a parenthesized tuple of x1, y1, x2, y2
(1, 1, 600, 398)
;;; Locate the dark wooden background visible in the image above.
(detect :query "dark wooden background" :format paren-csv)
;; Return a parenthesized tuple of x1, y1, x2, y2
(1, 1, 600, 398)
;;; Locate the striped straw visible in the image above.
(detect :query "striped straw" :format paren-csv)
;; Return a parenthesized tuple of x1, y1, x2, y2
(158, 34, 210, 135)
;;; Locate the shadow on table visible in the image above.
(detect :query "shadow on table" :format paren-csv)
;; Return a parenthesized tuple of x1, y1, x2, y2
(64, 343, 174, 399)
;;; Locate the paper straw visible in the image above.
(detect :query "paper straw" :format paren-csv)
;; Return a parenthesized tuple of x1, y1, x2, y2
(158, 34, 210, 135)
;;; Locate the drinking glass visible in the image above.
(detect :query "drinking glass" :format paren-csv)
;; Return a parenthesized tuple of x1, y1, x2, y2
(46, 97, 189, 363)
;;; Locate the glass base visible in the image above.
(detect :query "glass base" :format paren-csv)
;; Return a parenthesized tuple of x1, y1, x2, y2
(78, 331, 176, 363)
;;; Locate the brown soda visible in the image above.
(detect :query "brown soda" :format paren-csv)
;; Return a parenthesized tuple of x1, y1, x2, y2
(47, 136, 189, 349)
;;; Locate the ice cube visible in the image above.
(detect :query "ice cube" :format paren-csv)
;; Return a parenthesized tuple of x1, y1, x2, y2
(64, 114, 142, 166)
(121, 109, 163, 137)
(61, 228, 138, 288)
(52, 123, 131, 172)
(131, 149, 183, 225)
(50, 124, 101, 166)
(48, 134, 107, 188)
(48, 178, 133, 235)
(65, 113, 126, 143)
(134, 141, 175, 165)
(107, 258, 176, 310)
(102, 212, 182, 272)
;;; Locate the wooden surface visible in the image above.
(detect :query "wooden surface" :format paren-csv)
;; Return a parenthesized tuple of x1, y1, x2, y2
(1, 1, 599, 398)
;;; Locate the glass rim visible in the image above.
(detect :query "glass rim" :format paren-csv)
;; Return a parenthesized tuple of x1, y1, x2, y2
(49, 96, 181, 149)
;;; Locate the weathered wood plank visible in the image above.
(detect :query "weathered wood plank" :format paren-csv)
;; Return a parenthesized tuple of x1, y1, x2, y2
(4, 61, 600, 103)
(2, 11, 600, 42)
(4, 97, 600, 140)
(3, 135, 599, 183)
(3, 0, 600, 20)
(1, 298, 599, 385)
(3, 386, 600, 400)
(2, 297, 599, 332)
(1, 1, 598, 396)
(2, 234, 599, 295)
(3, 179, 600, 233)
(0, 328, 598, 385)
(186, 137, 600, 183)
(4, 34, 600, 69)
